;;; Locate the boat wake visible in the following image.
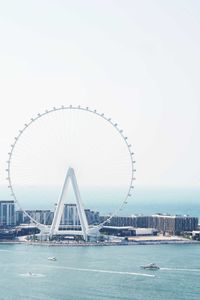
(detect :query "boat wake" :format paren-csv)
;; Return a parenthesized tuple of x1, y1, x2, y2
(19, 272, 45, 278)
(161, 267, 200, 272)
(44, 265, 155, 277)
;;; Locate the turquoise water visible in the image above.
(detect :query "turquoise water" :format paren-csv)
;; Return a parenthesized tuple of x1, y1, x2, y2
(1, 186, 200, 299)
(0, 243, 200, 300)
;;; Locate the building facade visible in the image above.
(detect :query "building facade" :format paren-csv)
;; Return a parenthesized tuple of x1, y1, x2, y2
(0, 200, 15, 227)
(100, 214, 198, 235)
(60, 204, 100, 226)
(15, 205, 100, 227)
(16, 209, 53, 225)
(60, 204, 80, 226)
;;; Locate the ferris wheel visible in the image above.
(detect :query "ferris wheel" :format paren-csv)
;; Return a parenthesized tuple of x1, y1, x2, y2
(6, 105, 135, 240)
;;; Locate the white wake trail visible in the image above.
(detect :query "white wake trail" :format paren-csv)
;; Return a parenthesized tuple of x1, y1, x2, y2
(19, 273, 45, 278)
(161, 267, 200, 272)
(44, 265, 155, 277)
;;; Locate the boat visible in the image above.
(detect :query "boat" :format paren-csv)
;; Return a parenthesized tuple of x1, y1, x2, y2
(27, 272, 37, 277)
(48, 257, 57, 261)
(140, 263, 160, 270)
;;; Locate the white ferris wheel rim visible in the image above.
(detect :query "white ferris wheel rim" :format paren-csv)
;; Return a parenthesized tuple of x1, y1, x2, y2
(6, 105, 136, 229)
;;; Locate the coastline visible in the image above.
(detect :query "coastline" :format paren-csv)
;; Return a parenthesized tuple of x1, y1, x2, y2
(0, 236, 199, 247)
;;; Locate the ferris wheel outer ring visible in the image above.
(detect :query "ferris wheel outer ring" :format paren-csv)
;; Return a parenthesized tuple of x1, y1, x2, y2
(6, 105, 136, 230)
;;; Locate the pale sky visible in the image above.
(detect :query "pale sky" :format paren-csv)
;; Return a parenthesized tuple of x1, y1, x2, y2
(0, 0, 200, 191)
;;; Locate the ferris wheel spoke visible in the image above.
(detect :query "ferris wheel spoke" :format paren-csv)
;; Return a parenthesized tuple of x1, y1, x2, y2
(7, 106, 135, 239)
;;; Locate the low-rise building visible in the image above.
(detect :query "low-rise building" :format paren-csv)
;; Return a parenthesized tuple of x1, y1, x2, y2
(16, 210, 53, 225)
(101, 226, 158, 237)
(100, 214, 198, 235)
(60, 204, 100, 226)
(192, 231, 200, 240)
(16, 205, 100, 227)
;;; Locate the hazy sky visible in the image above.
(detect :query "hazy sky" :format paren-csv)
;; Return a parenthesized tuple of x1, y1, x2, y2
(0, 0, 200, 190)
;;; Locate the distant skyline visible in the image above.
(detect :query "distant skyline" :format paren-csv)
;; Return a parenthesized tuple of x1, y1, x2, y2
(0, 0, 200, 194)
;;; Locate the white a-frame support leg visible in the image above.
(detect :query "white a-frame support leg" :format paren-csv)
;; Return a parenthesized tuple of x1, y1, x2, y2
(49, 167, 89, 241)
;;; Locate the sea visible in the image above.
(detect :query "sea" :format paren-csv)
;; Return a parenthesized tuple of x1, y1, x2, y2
(0, 243, 200, 300)
(0, 186, 200, 299)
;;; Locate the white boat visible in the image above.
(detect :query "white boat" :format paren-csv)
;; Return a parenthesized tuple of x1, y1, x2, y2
(48, 257, 57, 261)
(27, 272, 38, 277)
(140, 263, 160, 270)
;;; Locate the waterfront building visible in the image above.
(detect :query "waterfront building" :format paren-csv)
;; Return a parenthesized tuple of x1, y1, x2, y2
(85, 209, 100, 225)
(16, 205, 100, 227)
(60, 204, 80, 226)
(151, 214, 198, 235)
(13, 206, 198, 236)
(60, 204, 100, 226)
(100, 214, 198, 235)
(16, 210, 53, 225)
(101, 226, 158, 237)
(0, 200, 15, 227)
(100, 216, 138, 227)
(15, 210, 24, 225)
(192, 230, 200, 240)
